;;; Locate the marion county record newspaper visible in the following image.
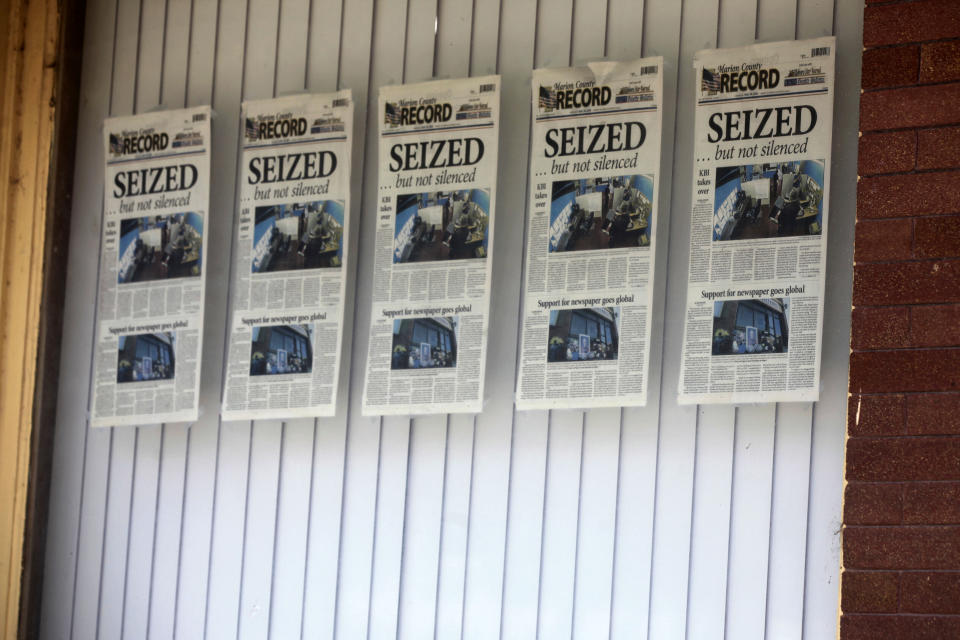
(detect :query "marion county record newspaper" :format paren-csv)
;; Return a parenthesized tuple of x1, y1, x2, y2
(91, 106, 211, 427)
(362, 76, 500, 416)
(221, 92, 353, 420)
(516, 59, 664, 410)
(678, 37, 836, 404)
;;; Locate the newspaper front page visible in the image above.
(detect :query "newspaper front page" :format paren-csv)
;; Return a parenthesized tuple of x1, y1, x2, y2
(678, 37, 836, 404)
(361, 76, 501, 415)
(516, 59, 664, 410)
(221, 92, 353, 420)
(91, 106, 212, 427)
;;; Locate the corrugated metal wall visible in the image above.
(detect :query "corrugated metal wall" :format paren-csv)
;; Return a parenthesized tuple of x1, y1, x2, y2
(40, 0, 862, 638)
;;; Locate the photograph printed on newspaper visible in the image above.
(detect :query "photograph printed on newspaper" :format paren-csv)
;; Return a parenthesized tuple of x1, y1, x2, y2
(91, 106, 211, 427)
(516, 59, 664, 410)
(362, 76, 500, 415)
(221, 92, 354, 420)
(678, 37, 836, 404)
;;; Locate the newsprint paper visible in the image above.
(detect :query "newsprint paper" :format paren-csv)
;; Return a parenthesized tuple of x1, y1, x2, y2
(362, 76, 500, 416)
(91, 106, 211, 427)
(678, 37, 836, 404)
(516, 59, 664, 410)
(222, 92, 353, 420)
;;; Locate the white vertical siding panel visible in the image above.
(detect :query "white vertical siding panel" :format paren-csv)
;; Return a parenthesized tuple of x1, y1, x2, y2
(758, 4, 824, 639)
(135, 0, 166, 112)
(686, 409, 736, 640)
(766, 403, 813, 639)
(757, 0, 799, 41)
(298, 0, 368, 636)
(499, 412, 548, 640)
(723, 4, 796, 638)
(230, 4, 284, 638)
(685, 2, 754, 635)
(805, 1, 858, 636)
(146, 426, 188, 640)
(237, 420, 283, 640)
(537, 413, 583, 640)
(397, 1, 472, 636)
(766, 6, 835, 637)
(275, 0, 311, 94)
(364, 3, 423, 640)
(144, 23, 195, 640)
(38, 1, 117, 638)
(604, 3, 671, 639)
(433, 415, 475, 639)
(797, 0, 836, 39)
(683, 1, 747, 636)
(97, 428, 136, 640)
(186, 0, 220, 107)
(724, 406, 778, 639)
(532, 1, 582, 638)
(571, 410, 620, 640)
(468, 0, 500, 75)
(267, 430, 316, 639)
(260, 3, 318, 638)
(566, 2, 622, 637)
(306, 0, 344, 90)
(188, 2, 250, 624)
(331, 407, 380, 640)
(120, 427, 162, 640)
(646, 0, 715, 636)
(396, 412, 447, 638)
(119, 4, 174, 636)
(367, 423, 411, 640)
(520, 3, 576, 640)
(204, 419, 253, 640)
(397, 417, 447, 640)
(431, 2, 484, 637)
(570, 0, 607, 66)
(496, 1, 561, 637)
(393, 1, 445, 636)
(460, 0, 537, 637)
(181, 0, 251, 634)
(331, 0, 401, 635)
(93, 3, 148, 637)
(161, 0, 192, 107)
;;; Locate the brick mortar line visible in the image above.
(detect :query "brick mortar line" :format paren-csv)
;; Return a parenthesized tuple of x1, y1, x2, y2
(844, 524, 960, 529)
(852, 347, 960, 353)
(853, 255, 960, 263)
(850, 389, 960, 395)
(846, 480, 960, 485)
(865, 38, 960, 52)
(864, 0, 957, 9)
(862, 37, 960, 53)
(859, 122, 960, 135)
(842, 612, 960, 618)
(862, 77, 960, 94)
(842, 568, 960, 574)
(858, 167, 960, 178)
(851, 302, 960, 308)
(852, 345, 960, 353)
(858, 167, 960, 179)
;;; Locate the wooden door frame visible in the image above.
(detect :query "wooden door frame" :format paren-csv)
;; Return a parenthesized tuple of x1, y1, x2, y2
(0, 0, 83, 637)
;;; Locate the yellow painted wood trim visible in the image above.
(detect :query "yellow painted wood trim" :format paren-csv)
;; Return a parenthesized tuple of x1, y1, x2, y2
(0, 0, 61, 636)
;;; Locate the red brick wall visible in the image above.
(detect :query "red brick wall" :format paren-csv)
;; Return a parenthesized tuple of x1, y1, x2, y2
(843, 0, 960, 638)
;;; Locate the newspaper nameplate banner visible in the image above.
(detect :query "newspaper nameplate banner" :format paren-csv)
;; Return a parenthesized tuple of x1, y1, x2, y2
(361, 76, 501, 416)
(678, 37, 836, 404)
(221, 92, 354, 420)
(92, 106, 212, 427)
(516, 59, 664, 410)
